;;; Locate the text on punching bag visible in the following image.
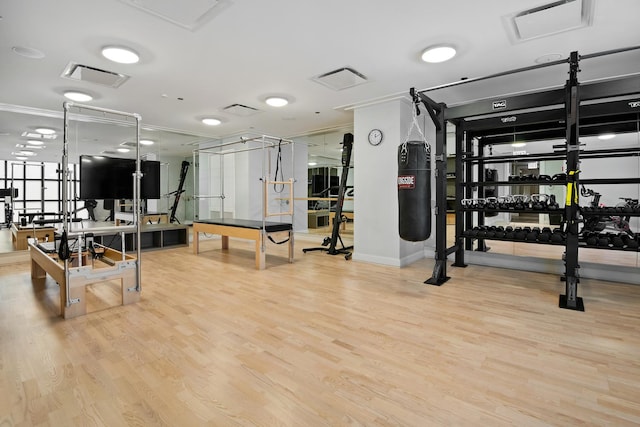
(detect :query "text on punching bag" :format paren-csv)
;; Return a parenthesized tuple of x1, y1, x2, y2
(398, 175, 416, 189)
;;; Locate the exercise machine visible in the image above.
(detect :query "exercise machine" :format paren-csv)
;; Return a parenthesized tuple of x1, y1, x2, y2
(169, 161, 189, 224)
(303, 133, 354, 260)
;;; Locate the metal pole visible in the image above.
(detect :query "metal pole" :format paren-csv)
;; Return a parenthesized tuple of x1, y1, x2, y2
(418, 45, 640, 95)
(134, 113, 142, 292)
(62, 102, 71, 306)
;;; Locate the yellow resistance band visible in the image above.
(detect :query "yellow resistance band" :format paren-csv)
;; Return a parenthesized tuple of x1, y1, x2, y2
(565, 170, 579, 207)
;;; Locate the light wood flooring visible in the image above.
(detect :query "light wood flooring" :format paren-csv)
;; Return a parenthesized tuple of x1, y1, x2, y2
(1, 232, 640, 426)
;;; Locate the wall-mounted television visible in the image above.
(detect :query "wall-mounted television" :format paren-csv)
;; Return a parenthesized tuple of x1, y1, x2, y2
(79, 156, 160, 200)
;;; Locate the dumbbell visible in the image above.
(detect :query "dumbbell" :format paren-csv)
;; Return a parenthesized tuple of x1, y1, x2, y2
(584, 232, 598, 246)
(494, 226, 506, 239)
(597, 234, 611, 247)
(505, 226, 515, 239)
(526, 227, 540, 242)
(538, 227, 552, 243)
(611, 234, 625, 248)
(476, 226, 488, 238)
(514, 227, 527, 240)
(486, 226, 497, 238)
(626, 235, 639, 249)
(538, 174, 551, 182)
(466, 227, 480, 237)
(552, 173, 567, 182)
(551, 228, 565, 243)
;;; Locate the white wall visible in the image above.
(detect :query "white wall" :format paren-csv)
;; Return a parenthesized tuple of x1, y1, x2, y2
(353, 98, 433, 266)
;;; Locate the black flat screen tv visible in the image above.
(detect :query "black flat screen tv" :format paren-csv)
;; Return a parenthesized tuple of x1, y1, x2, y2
(79, 156, 161, 200)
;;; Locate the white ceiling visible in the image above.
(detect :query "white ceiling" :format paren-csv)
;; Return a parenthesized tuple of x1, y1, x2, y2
(1, 0, 639, 164)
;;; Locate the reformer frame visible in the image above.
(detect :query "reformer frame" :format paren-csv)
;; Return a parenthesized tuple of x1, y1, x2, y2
(192, 135, 296, 268)
(29, 102, 143, 318)
(411, 45, 640, 310)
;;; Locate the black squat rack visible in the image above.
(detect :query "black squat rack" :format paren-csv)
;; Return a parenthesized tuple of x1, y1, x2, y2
(410, 45, 640, 310)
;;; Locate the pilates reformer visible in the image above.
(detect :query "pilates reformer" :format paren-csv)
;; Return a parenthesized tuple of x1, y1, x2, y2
(29, 102, 142, 319)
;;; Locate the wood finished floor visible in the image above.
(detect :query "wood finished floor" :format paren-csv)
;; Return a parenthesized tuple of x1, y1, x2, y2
(1, 234, 640, 426)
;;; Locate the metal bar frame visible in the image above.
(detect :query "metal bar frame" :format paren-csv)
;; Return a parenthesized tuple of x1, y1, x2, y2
(62, 102, 143, 306)
(193, 135, 296, 252)
(412, 45, 640, 309)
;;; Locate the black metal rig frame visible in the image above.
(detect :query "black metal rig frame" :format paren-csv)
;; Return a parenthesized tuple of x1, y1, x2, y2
(303, 133, 354, 260)
(411, 45, 640, 309)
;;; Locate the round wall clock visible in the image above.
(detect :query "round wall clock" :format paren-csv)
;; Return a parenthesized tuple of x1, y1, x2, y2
(368, 129, 383, 146)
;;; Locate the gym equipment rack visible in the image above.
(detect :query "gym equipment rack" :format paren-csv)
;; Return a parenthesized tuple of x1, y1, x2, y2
(410, 45, 640, 310)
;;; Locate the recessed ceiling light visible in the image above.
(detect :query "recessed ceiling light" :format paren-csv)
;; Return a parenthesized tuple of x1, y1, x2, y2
(265, 97, 289, 107)
(35, 127, 56, 135)
(101, 46, 140, 64)
(11, 46, 45, 59)
(421, 45, 457, 63)
(308, 162, 317, 166)
(140, 139, 155, 145)
(15, 156, 28, 161)
(511, 142, 527, 148)
(27, 140, 44, 146)
(18, 150, 36, 156)
(202, 118, 222, 126)
(598, 133, 616, 140)
(93, 155, 105, 159)
(64, 91, 93, 102)
(116, 147, 130, 153)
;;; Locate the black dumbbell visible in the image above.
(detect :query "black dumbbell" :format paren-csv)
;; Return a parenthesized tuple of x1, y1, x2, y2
(505, 226, 515, 239)
(494, 226, 506, 239)
(585, 232, 598, 246)
(611, 234, 625, 248)
(486, 226, 497, 238)
(538, 227, 552, 242)
(476, 226, 488, 238)
(526, 227, 540, 242)
(627, 236, 639, 249)
(538, 174, 551, 182)
(551, 228, 565, 243)
(597, 234, 611, 247)
(514, 227, 527, 240)
(467, 227, 480, 237)
(552, 173, 566, 182)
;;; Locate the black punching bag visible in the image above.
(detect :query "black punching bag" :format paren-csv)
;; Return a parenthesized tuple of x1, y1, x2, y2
(398, 141, 431, 241)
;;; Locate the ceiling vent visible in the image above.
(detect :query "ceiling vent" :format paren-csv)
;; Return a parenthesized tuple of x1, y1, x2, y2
(21, 131, 57, 140)
(312, 67, 368, 91)
(119, 0, 224, 31)
(61, 62, 130, 88)
(223, 104, 261, 117)
(503, 0, 594, 43)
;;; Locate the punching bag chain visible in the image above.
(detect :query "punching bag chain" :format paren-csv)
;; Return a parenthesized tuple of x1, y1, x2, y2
(402, 103, 431, 158)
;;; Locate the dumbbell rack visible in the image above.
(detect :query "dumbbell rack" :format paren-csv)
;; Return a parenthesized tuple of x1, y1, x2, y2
(447, 53, 640, 311)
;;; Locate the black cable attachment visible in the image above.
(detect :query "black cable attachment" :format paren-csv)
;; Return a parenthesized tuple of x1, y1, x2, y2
(273, 139, 284, 193)
(268, 235, 290, 245)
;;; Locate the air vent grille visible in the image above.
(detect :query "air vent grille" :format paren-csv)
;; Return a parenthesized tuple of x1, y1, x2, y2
(119, 0, 222, 31)
(61, 62, 130, 88)
(312, 67, 368, 91)
(504, 0, 594, 43)
(223, 104, 261, 117)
